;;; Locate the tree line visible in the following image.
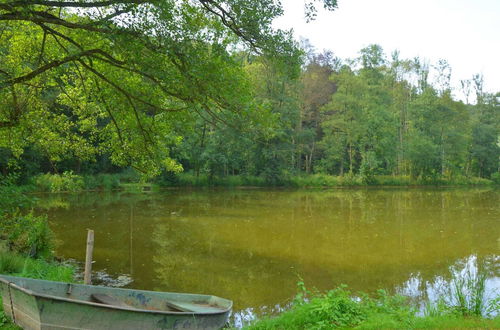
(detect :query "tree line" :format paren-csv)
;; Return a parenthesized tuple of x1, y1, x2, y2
(0, 1, 498, 184)
(172, 44, 499, 183)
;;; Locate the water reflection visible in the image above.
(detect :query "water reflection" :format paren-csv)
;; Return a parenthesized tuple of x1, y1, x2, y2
(398, 255, 499, 317)
(39, 188, 500, 323)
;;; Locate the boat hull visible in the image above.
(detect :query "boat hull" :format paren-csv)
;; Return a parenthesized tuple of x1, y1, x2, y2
(0, 275, 232, 330)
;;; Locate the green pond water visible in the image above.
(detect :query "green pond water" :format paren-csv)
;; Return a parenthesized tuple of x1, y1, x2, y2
(38, 187, 500, 325)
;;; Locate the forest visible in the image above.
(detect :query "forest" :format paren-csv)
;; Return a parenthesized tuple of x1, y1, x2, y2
(0, 1, 499, 187)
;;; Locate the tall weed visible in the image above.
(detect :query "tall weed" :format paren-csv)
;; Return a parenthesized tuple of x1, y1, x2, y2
(447, 260, 488, 316)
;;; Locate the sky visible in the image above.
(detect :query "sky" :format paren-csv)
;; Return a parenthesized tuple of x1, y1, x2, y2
(274, 0, 500, 97)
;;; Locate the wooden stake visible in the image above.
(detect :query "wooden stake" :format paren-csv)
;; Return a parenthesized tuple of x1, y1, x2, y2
(84, 229, 94, 285)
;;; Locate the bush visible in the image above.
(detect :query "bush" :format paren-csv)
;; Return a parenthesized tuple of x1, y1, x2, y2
(247, 285, 414, 329)
(160, 173, 268, 187)
(83, 173, 121, 190)
(1, 176, 54, 259)
(33, 171, 84, 192)
(373, 175, 413, 186)
(155, 171, 180, 187)
(32, 172, 124, 192)
(491, 172, 500, 184)
(289, 174, 340, 187)
(1, 212, 54, 259)
(118, 167, 140, 183)
(247, 279, 500, 329)
(0, 175, 33, 216)
(339, 173, 364, 186)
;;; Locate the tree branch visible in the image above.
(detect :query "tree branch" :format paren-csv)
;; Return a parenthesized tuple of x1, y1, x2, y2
(0, 11, 110, 33)
(0, 49, 122, 89)
(2, 0, 149, 9)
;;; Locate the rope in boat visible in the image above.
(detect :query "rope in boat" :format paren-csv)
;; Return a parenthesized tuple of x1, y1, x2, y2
(7, 282, 16, 324)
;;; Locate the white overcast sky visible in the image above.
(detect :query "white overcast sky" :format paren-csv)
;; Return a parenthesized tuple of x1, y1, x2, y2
(274, 0, 500, 96)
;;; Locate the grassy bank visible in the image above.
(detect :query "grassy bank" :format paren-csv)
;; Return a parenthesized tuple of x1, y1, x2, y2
(246, 284, 500, 329)
(15, 171, 500, 193)
(157, 173, 497, 188)
(0, 252, 75, 329)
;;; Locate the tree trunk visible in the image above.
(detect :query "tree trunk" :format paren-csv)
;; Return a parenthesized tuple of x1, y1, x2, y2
(440, 128, 445, 176)
(349, 142, 354, 174)
(306, 142, 315, 174)
(196, 124, 207, 178)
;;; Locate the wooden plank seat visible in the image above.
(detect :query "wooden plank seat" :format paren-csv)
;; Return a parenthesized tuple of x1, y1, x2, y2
(91, 293, 195, 313)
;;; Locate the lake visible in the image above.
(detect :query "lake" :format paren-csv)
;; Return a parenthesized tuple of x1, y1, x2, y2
(37, 187, 500, 326)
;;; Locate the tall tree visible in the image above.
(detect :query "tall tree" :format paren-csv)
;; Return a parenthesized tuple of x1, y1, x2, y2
(299, 49, 338, 173)
(0, 0, 337, 176)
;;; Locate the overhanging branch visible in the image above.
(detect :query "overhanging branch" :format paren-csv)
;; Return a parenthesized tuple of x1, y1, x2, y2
(2, 0, 149, 9)
(0, 49, 124, 89)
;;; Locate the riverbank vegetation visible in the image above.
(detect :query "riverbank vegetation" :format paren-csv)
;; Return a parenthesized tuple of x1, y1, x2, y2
(0, 252, 74, 329)
(0, 178, 73, 328)
(5, 171, 499, 194)
(0, 179, 74, 329)
(246, 254, 500, 328)
(162, 172, 497, 188)
(246, 281, 500, 329)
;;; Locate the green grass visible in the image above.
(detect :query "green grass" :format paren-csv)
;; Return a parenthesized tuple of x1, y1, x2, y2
(406, 315, 500, 329)
(119, 182, 160, 193)
(0, 252, 75, 329)
(159, 173, 495, 188)
(157, 173, 268, 187)
(25, 172, 496, 192)
(245, 284, 500, 330)
(82, 173, 122, 191)
(0, 254, 74, 282)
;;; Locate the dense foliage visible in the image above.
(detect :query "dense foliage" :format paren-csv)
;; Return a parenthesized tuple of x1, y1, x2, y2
(0, 1, 498, 183)
(247, 282, 500, 329)
(175, 46, 499, 183)
(0, 176, 53, 258)
(0, 0, 335, 178)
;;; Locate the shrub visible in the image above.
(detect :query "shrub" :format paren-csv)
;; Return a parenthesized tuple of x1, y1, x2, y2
(247, 284, 418, 329)
(82, 174, 99, 190)
(247, 281, 500, 330)
(1, 212, 54, 259)
(491, 172, 500, 184)
(33, 171, 84, 192)
(118, 168, 140, 183)
(97, 174, 121, 190)
(155, 171, 180, 187)
(288, 174, 339, 187)
(83, 173, 121, 190)
(339, 173, 364, 186)
(373, 175, 413, 186)
(0, 175, 33, 216)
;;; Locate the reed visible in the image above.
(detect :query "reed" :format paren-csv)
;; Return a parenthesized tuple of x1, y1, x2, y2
(447, 263, 488, 317)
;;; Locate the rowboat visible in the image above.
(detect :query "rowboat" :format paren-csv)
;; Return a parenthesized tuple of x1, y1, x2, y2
(0, 275, 232, 330)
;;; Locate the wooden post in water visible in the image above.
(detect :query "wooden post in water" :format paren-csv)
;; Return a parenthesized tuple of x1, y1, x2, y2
(84, 229, 94, 285)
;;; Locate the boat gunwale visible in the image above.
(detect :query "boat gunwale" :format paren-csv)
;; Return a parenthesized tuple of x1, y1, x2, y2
(0, 275, 233, 316)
